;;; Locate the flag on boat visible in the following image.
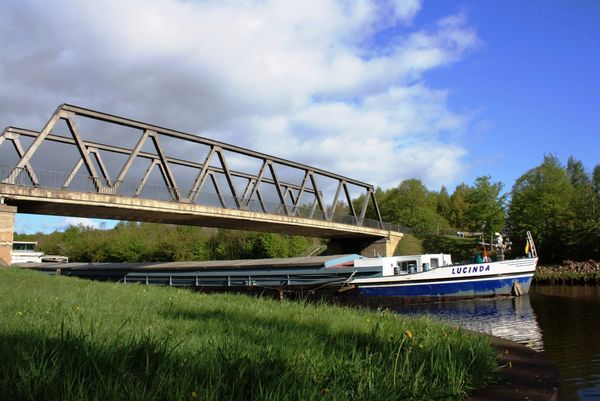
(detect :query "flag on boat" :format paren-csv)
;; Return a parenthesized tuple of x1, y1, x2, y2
(482, 245, 491, 262)
(525, 241, 530, 255)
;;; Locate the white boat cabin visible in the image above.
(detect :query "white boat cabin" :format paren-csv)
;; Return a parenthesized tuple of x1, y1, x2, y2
(12, 241, 44, 264)
(354, 254, 453, 277)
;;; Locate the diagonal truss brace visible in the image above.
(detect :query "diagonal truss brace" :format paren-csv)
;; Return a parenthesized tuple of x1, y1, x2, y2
(113, 129, 151, 191)
(0, 131, 39, 185)
(5, 127, 321, 198)
(0, 103, 385, 228)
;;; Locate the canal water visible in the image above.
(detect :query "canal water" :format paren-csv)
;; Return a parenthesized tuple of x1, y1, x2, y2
(394, 285, 600, 401)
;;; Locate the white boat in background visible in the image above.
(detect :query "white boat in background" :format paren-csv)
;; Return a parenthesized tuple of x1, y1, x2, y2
(11, 241, 44, 264)
(11, 241, 69, 264)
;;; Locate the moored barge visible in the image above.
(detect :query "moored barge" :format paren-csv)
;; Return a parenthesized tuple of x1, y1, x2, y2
(20, 233, 538, 303)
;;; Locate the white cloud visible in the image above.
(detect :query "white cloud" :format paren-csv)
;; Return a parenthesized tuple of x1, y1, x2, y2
(223, 83, 469, 188)
(1, 0, 479, 191)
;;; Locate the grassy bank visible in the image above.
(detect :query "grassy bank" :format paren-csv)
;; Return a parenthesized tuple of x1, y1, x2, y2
(0, 269, 497, 401)
(534, 260, 600, 285)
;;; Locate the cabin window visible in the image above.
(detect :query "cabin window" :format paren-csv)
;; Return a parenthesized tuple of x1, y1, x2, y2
(430, 258, 439, 269)
(400, 260, 417, 274)
(396, 261, 406, 274)
(13, 243, 36, 252)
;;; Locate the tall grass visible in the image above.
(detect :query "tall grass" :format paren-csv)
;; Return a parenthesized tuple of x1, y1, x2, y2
(0, 269, 497, 401)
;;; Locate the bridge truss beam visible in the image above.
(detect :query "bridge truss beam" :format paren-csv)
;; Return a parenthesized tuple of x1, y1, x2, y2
(1, 104, 385, 228)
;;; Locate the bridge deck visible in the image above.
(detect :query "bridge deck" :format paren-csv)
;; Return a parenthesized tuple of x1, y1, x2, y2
(1, 184, 394, 239)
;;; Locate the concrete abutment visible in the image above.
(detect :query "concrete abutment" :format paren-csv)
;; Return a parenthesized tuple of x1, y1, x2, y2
(328, 232, 403, 258)
(0, 204, 16, 267)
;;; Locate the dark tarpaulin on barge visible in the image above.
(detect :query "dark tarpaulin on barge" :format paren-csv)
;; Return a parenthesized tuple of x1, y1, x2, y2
(14, 255, 364, 285)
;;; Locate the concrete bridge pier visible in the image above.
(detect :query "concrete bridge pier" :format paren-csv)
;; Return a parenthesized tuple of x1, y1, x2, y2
(0, 203, 16, 267)
(328, 232, 403, 258)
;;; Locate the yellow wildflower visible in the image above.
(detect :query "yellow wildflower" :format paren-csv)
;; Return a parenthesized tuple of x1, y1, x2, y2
(405, 329, 413, 339)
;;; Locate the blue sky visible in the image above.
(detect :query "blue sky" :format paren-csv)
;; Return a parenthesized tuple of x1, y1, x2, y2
(421, 0, 600, 188)
(2, 0, 599, 234)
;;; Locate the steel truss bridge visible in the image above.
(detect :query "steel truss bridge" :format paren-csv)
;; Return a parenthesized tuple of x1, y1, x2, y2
(0, 104, 403, 261)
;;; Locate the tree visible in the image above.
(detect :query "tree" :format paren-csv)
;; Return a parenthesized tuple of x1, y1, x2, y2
(448, 183, 472, 230)
(24, 221, 320, 263)
(566, 156, 589, 187)
(253, 233, 289, 258)
(436, 186, 453, 224)
(508, 155, 573, 262)
(563, 157, 600, 260)
(464, 176, 506, 236)
(593, 164, 600, 198)
(352, 187, 385, 223)
(379, 179, 441, 234)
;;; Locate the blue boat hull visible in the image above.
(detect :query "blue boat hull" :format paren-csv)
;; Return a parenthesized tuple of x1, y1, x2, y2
(358, 274, 533, 298)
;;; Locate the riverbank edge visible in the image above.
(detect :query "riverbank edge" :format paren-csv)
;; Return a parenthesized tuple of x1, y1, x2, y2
(533, 274, 600, 285)
(534, 260, 600, 285)
(465, 334, 560, 401)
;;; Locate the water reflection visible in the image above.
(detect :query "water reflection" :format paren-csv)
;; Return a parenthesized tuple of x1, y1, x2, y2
(390, 286, 600, 401)
(531, 286, 600, 401)
(393, 295, 544, 351)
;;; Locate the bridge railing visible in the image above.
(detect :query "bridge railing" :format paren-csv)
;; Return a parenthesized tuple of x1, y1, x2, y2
(0, 165, 405, 232)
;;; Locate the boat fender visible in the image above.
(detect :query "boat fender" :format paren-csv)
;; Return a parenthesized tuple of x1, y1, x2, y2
(512, 281, 524, 297)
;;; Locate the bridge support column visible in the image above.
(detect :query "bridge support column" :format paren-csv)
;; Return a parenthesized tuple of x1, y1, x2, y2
(328, 232, 403, 258)
(0, 204, 17, 267)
